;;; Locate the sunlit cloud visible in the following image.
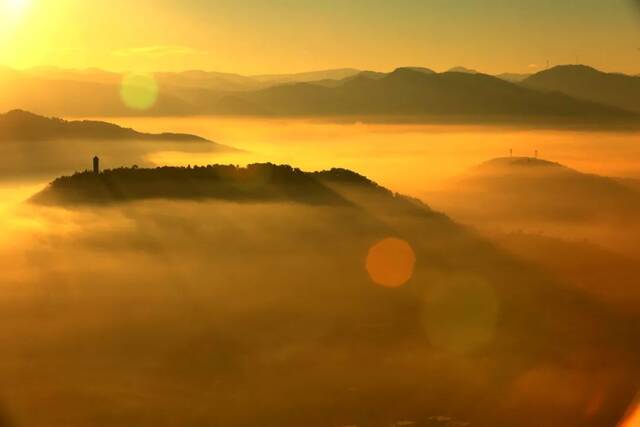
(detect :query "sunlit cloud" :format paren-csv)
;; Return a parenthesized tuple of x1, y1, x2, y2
(113, 45, 200, 58)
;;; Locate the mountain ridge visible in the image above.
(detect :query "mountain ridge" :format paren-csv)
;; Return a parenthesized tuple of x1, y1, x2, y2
(224, 67, 635, 119)
(1, 65, 639, 121)
(523, 64, 640, 113)
(437, 156, 640, 223)
(31, 163, 427, 210)
(0, 109, 219, 143)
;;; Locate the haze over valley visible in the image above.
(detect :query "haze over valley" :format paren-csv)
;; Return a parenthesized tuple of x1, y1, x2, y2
(1, 0, 640, 426)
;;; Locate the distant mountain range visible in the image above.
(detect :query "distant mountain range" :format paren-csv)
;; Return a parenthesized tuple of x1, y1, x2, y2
(522, 64, 640, 114)
(252, 68, 363, 85)
(447, 66, 479, 74)
(212, 68, 630, 119)
(496, 73, 532, 83)
(2, 64, 639, 122)
(0, 109, 213, 143)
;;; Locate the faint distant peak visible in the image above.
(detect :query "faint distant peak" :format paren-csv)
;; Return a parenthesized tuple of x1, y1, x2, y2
(393, 66, 436, 75)
(253, 68, 362, 83)
(387, 67, 437, 79)
(496, 72, 532, 82)
(353, 70, 387, 80)
(480, 156, 566, 169)
(1, 109, 52, 122)
(3, 109, 41, 118)
(447, 66, 479, 74)
(526, 64, 628, 81)
(552, 64, 600, 72)
(0, 109, 220, 145)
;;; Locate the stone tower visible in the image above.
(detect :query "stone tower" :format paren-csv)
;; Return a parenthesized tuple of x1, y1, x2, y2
(93, 156, 100, 174)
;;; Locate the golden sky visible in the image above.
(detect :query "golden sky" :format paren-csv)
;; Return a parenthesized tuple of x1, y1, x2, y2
(1, 0, 640, 75)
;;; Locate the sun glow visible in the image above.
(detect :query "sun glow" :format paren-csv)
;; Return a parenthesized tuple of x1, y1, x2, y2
(620, 398, 640, 427)
(0, 0, 32, 44)
(3, 0, 31, 19)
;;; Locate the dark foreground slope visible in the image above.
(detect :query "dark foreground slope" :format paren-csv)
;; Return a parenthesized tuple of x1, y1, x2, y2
(0, 109, 211, 142)
(24, 165, 640, 425)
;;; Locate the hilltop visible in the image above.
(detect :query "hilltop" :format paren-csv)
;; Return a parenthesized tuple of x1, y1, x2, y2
(32, 163, 425, 210)
(523, 64, 640, 113)
(0, 110, 215, 143)
(433, 156, 640, 222)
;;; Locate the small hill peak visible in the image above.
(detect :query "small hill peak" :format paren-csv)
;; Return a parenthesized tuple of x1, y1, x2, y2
(393, 66, 436, 75)
(534, 64, 602, 76)
(3, 109, 46, 119)
(447, 66, 479, 74)
(479, 157, 565, 170)
(386, 67, 437, 81)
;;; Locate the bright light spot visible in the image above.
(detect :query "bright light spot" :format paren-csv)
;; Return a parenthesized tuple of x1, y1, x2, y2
(120, 73, 159, 111)
(0, 0, 31, 28)
(366, 237, 416, 288)
(421, 275, 499, 354)
(620, 397, 640, 427)
(2, 0, 30, 18)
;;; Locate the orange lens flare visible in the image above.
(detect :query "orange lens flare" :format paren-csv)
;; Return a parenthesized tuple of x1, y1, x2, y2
(365, 237, 416, 288)
(620, 397, 640, 427)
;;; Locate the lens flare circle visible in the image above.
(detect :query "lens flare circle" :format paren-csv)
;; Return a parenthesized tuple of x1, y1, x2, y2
(120, 73, 159, 111)
(421, 275, 499, 354)
(366, 237, 416, 288)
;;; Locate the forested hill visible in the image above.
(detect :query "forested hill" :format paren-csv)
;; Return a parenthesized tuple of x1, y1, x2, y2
(32, 163, 422, 208)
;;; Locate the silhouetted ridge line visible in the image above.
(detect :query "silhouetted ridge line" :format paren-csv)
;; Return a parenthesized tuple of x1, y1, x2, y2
(479, 156, 565, 169)
(523, 64, 640, 114)
(228, 67, 635, 120)
(31, 164, 360, 206)
(32, 164, 445, 220)
(2, 65, 637, 122)
(0, 110, 212, 142)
